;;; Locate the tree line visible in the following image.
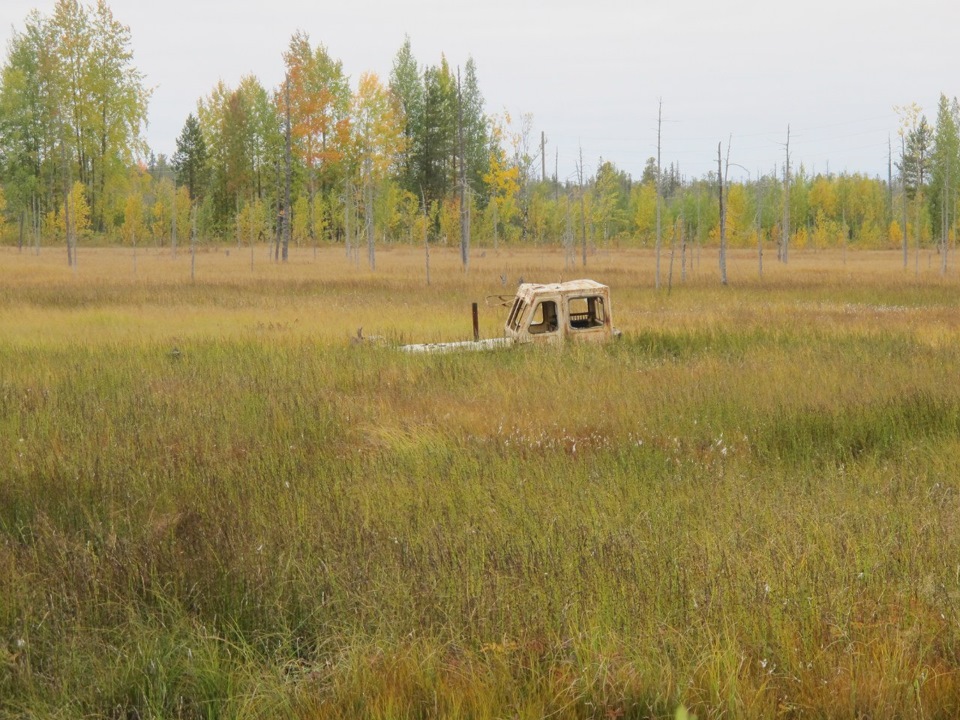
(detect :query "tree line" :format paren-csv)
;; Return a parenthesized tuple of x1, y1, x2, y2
(1, 1, 959, 270)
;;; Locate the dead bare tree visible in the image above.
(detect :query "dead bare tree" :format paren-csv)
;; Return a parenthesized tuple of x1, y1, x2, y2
(58, 103, 75, 271)
(667, 219, 677, 294)
(680, 215, 687, 283)
(717, 141, 729, 286)
(782, 125, 791, 264)
(172, 182, 178, 259)
(418, 187, 430, 285)
(344, 179, 351, 261)
(564, 194, 575, 268)
(578, 144, 587, 267)
(282, 76, 293, 263)
(755, 171, 763, 279)
(942, 165, 950, 274)
(190, 205, 197, 283)
(366, 158, 375, 271)
(541, 131, 547, 183)
(655, 99, 663, 290)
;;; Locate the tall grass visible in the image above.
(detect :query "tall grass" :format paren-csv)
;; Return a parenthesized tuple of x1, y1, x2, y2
(2, 246, 960, 717)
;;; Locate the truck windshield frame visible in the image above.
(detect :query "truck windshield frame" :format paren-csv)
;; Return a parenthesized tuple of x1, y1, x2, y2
(568, 295, 606, 330)
(528, 300, 559, 334)
(507, 297, 527, 332)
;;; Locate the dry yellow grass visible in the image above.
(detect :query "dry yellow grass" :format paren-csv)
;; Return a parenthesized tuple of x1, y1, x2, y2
(2, 243, 958, 345)
(2, 242, 960, 718)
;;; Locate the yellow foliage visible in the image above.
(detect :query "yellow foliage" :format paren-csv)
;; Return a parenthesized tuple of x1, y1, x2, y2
(809, 177, 838, 218)
(53, 182, 92, 241)
(352, 72, 405, 181)
(792, 226, 809, 250)
(484, 149, 519, 231)
(292, 196, 310, 244)
(238, 196, 270, 244)
(438, 197, 460, 245)
(887, 220, 903, 245)
(483, 115, 520, 241)
(123, 193, 144, 245)
(812, 210, 844, 249)
(725, 184, 750, 247)
(150, 199, 167, 242)
(631, 184, 656, 244)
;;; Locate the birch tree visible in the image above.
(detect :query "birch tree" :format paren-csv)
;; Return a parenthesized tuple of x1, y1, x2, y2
(351, 72, 405, 269)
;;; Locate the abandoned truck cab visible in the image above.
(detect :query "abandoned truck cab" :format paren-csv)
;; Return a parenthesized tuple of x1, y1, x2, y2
(504, 279, 617, 345)
(398, 279, 618, 353)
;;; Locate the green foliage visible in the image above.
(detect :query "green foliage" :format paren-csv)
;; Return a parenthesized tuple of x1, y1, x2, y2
(197, 75, 282, 234)
(928, 94, 960, 240)
(389, 35, 424, 197)
(0, 0, 149, 237)
(1, 3, 953, 253)
(898, 112, 934, 200)
(173, 112, 208, 201)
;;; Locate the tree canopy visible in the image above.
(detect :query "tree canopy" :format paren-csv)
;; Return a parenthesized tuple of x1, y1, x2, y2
(1, 2, 958, 263)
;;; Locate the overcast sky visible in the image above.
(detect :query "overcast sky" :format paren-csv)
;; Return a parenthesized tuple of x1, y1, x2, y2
(2, 0, 958, 183)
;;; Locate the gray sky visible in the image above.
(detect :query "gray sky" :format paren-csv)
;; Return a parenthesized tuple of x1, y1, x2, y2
(3, 0, 958, 182)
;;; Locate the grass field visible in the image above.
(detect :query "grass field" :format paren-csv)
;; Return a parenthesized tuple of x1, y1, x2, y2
(2, 243, 960, 718)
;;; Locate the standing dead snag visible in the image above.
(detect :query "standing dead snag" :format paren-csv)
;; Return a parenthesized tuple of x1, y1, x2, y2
(756, 172, 763, 279)
(656, 99, 663, 290)
(282, 75, 293, 263)
(782, 125, 791, 264)
(717, 142, 727, 286)
(578, 145, 587, 267)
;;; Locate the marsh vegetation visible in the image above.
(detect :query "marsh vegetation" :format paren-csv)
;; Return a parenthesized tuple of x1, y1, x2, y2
(2, 246, 960, 718)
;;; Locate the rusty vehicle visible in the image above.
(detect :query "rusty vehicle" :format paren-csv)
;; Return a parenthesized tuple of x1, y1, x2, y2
(401, 279, 619, 353)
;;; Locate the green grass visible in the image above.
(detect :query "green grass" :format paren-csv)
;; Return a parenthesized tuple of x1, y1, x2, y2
(2, 246, 960, 718)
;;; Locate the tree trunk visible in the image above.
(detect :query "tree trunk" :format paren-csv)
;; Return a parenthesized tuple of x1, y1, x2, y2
(717, 142, 727, 286)
(901, 136, 908, 270)
(366, 167, 375, 271)
(782, 125, 791, 264)
(345, 179, 352, 261)
(578, 145, 587, 267)
(172, 184, 178, 259)
(33, 195, 40, 256)
(680, 217, 687, 283)
(282, 76, 292, 263)
(423, 204, 431, 286)
(757, 176, 763, 279)
(667, 221, 676, 294)
(190, 205, 197, 283)
(59, 124, 74, 269)
(655, 99, 662, 289)
(942, 164, 950, 275)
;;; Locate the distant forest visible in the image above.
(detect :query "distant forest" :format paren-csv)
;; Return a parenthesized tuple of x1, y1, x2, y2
(1, 0, 958, 265)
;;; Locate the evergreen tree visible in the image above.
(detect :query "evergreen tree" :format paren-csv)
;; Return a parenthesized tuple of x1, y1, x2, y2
(173, 113, 207, 200)
(898, 115, 933, 199)
(388, 36, 423, 197)
(929, 94, 959, 235)
(460, 56, 489, 198)
(419, 58, 457, 206)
